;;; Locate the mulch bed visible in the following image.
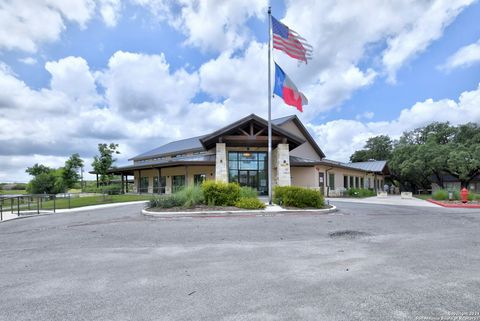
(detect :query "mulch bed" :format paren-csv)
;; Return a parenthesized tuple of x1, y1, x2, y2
(147, 205, 243, 212)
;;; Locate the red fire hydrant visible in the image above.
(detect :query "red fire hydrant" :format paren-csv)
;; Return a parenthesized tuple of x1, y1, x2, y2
(460, 187, 469, 203)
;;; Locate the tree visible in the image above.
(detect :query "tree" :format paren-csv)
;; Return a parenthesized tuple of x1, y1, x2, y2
(62, 153, 84, 190)
(92, 143, 120, 186)
(26, 164, 52, 177)
(349, 135, 393, 162)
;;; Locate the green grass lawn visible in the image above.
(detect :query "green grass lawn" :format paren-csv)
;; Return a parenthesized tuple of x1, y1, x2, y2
(1, 194, 152, 212)
(39, 194, 152, 210)
(0, 190, 27, 195)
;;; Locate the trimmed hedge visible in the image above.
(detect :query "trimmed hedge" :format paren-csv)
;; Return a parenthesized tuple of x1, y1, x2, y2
(202, 181, 241, 206)
(149, 195, 184, 208)
(274, 186, 324, 208)
(235, 197, 266, 209)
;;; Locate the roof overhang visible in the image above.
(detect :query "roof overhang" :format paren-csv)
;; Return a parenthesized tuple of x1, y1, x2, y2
(200, 114, 305, 150)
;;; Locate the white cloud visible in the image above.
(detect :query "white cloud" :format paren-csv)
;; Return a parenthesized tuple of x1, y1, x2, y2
(440, 38, 480, 71)
(18, 57, 37, 65)
(99, 51, 199, 119)
(99, 0, 122, 27)
(356, 111, 375, 120)
(0, 0, 125, 53)
(132, 0, 267, 52)
(0, 0, 95, 52)
(308, 83, 480, 162)
(382, 0, 474, 82)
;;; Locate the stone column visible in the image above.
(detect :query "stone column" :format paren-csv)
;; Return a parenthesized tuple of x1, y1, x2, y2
(215, 143, 228, 183)
(274, 143, 291, 187)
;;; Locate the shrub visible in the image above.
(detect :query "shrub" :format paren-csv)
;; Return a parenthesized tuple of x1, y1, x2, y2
(432, 189, 448, 200)
(149, 195, 184, 208)
(174, 186, 204, 208)
(235, 197, 266, 209)
(201, 181, 240, 206)
(474, 194, 480, 200)
(345, 188, 376, 198)
(239, 186, 258, 198)
(274, 186, 324, 208)
(99, 184, 122, 195)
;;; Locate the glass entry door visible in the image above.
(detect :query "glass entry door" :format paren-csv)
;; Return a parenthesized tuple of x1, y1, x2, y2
(238, 170, 258, 189)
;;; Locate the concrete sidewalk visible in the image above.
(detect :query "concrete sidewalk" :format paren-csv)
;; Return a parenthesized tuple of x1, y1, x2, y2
(327, 195, 440, 207)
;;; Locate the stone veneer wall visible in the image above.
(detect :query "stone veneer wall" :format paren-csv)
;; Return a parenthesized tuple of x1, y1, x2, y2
(274, 143, 291, 187)
(215, 143, 228, 183)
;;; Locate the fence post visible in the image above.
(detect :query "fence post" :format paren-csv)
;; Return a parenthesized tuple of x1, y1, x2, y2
(53, 195, 56, 213)
(17, 196, 20, 216)
(37, 197, 40, 214)
(1, 200, 3, 221)
(68, 194, 71, 209)
(11, 198, 13, 214)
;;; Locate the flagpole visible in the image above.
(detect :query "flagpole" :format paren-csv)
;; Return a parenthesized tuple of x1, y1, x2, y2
(267, 6, 273, 205)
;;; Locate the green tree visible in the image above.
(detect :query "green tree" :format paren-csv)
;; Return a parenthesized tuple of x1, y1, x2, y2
(26, 164, 52, 177)
(92, 143, 120, 186)
(62, 153, 84, 190)
(349, 135, 393, 162)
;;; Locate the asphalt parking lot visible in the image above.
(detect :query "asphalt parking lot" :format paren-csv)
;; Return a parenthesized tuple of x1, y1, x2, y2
(1, 202, 480, 321)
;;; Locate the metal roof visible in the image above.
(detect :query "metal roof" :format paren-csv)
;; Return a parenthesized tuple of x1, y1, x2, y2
(110, 154, 216, 173)
(343, 160, 388, 173)
(271, 115, 296, 125)
(130, 135, 207, 161)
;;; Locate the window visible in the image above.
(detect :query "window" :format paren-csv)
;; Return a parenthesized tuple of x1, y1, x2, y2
(360, 177, 364, 189)
(172, 175, 185, 193)
(355, 177, 359, 188)
(328, 173, 335, 190)
(194, 174, 206, 186)
(343, 175, 348, 188)
(228, 151, 268, 194)
(349, 176, 354, 188)
(153, 176, 166, 194)
(139, 177, 149, 193)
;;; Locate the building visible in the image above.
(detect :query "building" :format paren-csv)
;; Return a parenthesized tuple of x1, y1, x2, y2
(105, 114, 389, 196)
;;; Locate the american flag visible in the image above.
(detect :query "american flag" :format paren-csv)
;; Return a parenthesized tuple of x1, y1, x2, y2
(271, 16, 312, 63)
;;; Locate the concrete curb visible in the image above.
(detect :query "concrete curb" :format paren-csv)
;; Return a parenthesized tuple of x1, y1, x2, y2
(0, 201, 149, 223)
(142, 205, 337, 218)
(427, 199, 480, 208)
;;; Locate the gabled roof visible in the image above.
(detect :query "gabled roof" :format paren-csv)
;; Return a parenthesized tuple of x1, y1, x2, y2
(272, 114, 326, 158)
(130, 135, 206, 161)
(200, 113, 305, 150)
(130, 113, 324, 162)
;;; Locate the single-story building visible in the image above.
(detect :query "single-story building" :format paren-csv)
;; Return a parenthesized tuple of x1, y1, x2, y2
(103, 114, 389, 196)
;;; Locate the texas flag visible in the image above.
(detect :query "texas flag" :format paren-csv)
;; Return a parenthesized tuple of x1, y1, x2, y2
(273, 62, 308, 112)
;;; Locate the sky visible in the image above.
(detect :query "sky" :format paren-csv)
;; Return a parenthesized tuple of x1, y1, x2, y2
(1, 0, 480, 183)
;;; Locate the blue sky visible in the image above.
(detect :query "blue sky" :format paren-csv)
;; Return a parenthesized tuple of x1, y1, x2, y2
(1, 0, 480, 182)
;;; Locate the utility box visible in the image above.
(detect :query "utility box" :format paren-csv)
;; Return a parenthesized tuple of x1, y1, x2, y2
(401, 192, 413, 199)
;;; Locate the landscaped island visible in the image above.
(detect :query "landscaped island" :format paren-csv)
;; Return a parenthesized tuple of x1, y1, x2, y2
(147, 182, 326, 212)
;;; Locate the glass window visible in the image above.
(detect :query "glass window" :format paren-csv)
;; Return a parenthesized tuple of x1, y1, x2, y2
(229, 169, 239, 183)
(194, 174, 206, 186)
(153, 176, 166, 194)
(140, 177, 149, 193)
(228, 160, 238, 169)
(228, 152, 237, 161)
(355, 177, 359, 188)
(343, 175, 348, 188)
(329, 173, 335, 190)
(360, 177, 364, 189)
(172, 175, 185, 193)
(349, 176, 354, 188)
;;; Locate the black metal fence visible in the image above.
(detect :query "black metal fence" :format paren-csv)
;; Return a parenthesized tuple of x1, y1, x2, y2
(0, 194, 61, 221)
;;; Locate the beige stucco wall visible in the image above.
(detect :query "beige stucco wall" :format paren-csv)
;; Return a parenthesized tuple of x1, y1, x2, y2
(291, 167, 318, 188)
(279, 121, 321, 160)
(133, 165, 215, 194)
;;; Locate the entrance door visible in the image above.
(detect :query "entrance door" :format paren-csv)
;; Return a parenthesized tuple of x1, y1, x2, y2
(238, 170, 258, 190)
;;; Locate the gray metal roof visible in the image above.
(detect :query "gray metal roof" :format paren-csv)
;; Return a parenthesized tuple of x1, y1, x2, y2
(130, 135, 207, 161)
(343, 160, 388, 173)
(111, 154, 216, 172)
(271, 115, 296, 125)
